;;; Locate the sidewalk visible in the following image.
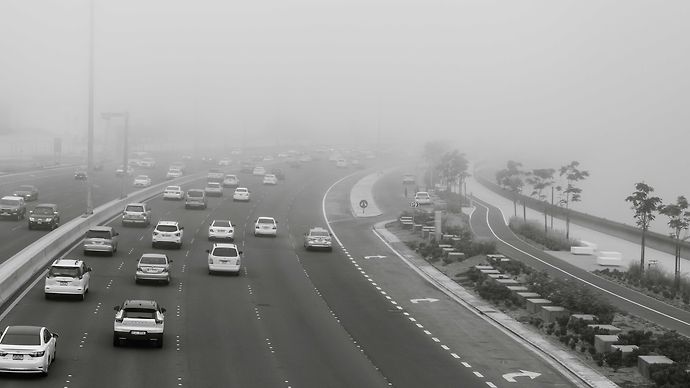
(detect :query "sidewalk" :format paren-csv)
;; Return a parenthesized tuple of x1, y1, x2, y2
(349, 170, 387, 217)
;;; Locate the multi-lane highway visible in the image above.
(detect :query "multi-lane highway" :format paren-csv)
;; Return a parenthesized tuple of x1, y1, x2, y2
(0, 158, 581, 387)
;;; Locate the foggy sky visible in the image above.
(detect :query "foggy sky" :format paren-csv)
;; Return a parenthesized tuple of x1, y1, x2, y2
(1, 0, 689, 228)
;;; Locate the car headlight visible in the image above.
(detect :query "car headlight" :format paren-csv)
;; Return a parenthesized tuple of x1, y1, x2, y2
(45, 217, 52, 222)
(29, 217, 35, 221)
(28, 351, 45, 357)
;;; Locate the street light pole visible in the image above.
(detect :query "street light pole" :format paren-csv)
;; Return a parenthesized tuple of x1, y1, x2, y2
(85, 0, 95, 216)
(101, 112, 129, 199)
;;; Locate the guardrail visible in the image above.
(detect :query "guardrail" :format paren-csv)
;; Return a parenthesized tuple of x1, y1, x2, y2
(0, 173, 204, 307)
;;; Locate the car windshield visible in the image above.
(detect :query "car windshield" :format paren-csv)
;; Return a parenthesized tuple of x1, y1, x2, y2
(0, 199, 20, 206)
(212, 247, 238, 257)
(136, 176, 148, 180)
(33, 206, 54, 215)
(156, 225, 178, 232)
(258, 218, 274, 224)
(225, 175, 236, 179)
(140, 256, 167, 265)
(49, 266, 79, 277)
(236, 189, 247, 193)
(126, 205, 144, 212)
(169, 169, 180, 173)
(17, 185, 34, 191)
(86, 230, 111, 239)
(310, 230, 329, 237)
(207, 183, 220, 188)
(166, 186, 180, 191)
(212, 220, 230, 227)
(123, 308, 156, 319)
(187, 191, 203, 197)
(1, 333, 40, 346)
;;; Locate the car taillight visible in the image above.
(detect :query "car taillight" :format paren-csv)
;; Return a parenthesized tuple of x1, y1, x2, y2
(209, 229, 215, 233)
(155, 318, 163, 324)
(0, 351, 8, 356)
(208, 258, 214, 264)
(115, 317, 123, 323)
(29, 351, 45, 357)
(137, 267, 143, 272)
(153, 231, 159, 236)
(272, 226, 277, 229)
(175, 232, 181, 236)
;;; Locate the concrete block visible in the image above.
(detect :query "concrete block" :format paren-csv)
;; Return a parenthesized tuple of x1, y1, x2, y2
(541, 306, 570, 323)
(441, 247, 455, 256)
(447, 252, 465, 261)
(516, 292, 541, 302)
(594, 335, 619, 354)
(569, 314, 597, 325)
(587, 324, 622, 334)
(488, 273, 510, 280)
(438, 244, 452, 249)
(596, 256, 622, 266)
(413, 224, 423, 231)
(526, 298, 552, 314)
(611, 344, 638, 355)
(496, 278, 520, 286)
(571, 246, 595, 255)
(486, 254, 506, 260)
(480, 269, 501, 274)
(638, 355, 674, 379)
(474, 265, 494, 270)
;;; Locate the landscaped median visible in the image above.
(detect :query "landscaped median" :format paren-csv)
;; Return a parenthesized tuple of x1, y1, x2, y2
(382, 211, 690, 388)
(0, 173, 203, 308)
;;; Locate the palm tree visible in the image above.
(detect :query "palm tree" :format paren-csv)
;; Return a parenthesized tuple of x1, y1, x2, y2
(659, 196, 690, 292)
(625, 182, 662, 274)
(559, 161, 589, 239)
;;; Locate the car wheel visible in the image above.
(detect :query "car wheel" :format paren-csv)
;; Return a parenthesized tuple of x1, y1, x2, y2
(28, 223, 33, 230)
(42, 357, 50, 376)
(113, 334, 120, 347)
(156, 337, 164, 348)
(80, 293, 85, 301)
(208, 269, 213, 275)
(152, 242, 157, 248)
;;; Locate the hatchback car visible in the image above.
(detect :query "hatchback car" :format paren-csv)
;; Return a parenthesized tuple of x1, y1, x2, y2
(0, 326, 58, 375)
(304, 227, 333, 251)
(232, 187, 250, 202)
(252, 166, 266, 176)
(254, 217, 277, 237)
(113, 300, 165, 347)
(28, 203, 60, 230)
(262, 174, 278, 185)
(207, 243, 242, 275)
(12, 185, 39, 201)
(135, 253, 172, 284)
(222, 174, 239, 188)
(205, 181, 223, 197)
(121, 202, 151, 226)
(152, 221, 184, 249)
(83, 226, 119, 255)
(414, 191, 432, 205)
(133, 175, 152, 187)
(185, 189, 207, 209)
(44, 259, 91, 299)
(208, 219, 235, 240)
(163, 185, 184, 200)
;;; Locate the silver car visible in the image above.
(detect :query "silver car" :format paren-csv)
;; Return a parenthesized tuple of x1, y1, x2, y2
(83, 226, 119, 256)
(135, 253, 172, 284)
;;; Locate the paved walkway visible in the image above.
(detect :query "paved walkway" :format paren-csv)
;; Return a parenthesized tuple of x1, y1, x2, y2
(349, 170, 387, 217)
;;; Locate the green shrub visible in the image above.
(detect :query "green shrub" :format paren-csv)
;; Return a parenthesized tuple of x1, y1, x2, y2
(604, 350, 622, 371)
(476, 282, 511, 303)
(508, 217, 577, 251)
(650, 363, 690, 387)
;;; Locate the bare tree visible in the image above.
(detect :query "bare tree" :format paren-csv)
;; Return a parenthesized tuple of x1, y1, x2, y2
(659, 196, 690, 292)
(625, 182, 662, 274)
(527, 168, 556, 234)
(496, 160, 524, 217)
(559, 161, 589, 239)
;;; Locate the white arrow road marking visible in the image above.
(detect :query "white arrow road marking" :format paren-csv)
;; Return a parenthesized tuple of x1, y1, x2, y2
(502, 370, 541, 383)
(364, 255, 386, 260)
(410, 298, 439, 304)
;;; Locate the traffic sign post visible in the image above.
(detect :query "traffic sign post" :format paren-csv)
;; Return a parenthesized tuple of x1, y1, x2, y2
(359, 199, 368, 214)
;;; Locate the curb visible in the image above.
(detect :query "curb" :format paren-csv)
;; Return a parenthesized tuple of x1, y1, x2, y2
(372, 220, 619, 388)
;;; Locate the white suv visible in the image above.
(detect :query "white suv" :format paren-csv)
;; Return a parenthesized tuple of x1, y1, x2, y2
(113, 300, 165, 347)
(254, 217, 277, 237)
(121, 202, 151, 226)
(44, 259, 91, 300)
(207, 243, 242, 275)
(152, 221, 184, 249)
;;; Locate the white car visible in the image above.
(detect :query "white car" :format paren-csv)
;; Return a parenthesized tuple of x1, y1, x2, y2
(335, 159, 348, 168)
(304, 227, 333, 251)
(166, 168, 183, 179)
(217, 158, 232, 166)
(204, 181, 223, 197)
(232, 187, 250, 202)
(44, 259, 91, 300)
(254, 216, 277, 237)
(113, 300, 165, 347)
(208, 219, 235, 241)
(0, 326, 58, 375)
(116, 165, 134, 176)
(263, 174, 278, 185)
(263, 155, 273, 162)
(222, 174, 239, 188)
(135, 253, 172, 284)
(207, 243, 242, 275)
(152, 221, 184, 249)
(414, 191, 432, 205)
(252, 166, 266, 176)
(133, 175, 152, 187)
(163, 185, 184, 200)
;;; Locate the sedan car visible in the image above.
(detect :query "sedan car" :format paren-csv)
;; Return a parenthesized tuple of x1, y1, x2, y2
(0, 326, 58, 375)
(28, 203, 60, 230)
(133, 175, 152, 187)
(166, 168, 183, 179)
(222, 174, 239, 188)
(232, 187, 250, 202)
(262, 174, 278, 185)
(204, 181, 223, 197)
(254, 217, 277, 237)
(304, 227, 333, 251)
(135, 253, 172, 284)
(208, 219, 235, 241)
(252, 166, 266, 176)
(74, 170, 88, 180)
(116, 165, 134, 176)
(414, 191, 432, 205)
(163, 185, 184, 200)
(12, 185, 38, 201)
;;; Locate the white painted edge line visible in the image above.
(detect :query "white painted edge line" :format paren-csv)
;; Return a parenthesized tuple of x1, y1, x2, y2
(371, 223, 596, 388)
(473, 199, 690, 328)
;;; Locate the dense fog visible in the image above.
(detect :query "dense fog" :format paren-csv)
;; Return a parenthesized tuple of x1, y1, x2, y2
(1, 0, 689, 229)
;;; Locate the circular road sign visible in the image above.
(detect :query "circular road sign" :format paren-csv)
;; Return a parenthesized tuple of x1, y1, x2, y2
(410, 201, 420, 208)
(359, 200, 369, 209)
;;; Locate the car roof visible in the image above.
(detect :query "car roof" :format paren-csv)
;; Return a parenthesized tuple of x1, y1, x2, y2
(257, 217, 276, 221)
(140, 253, 168, 260)
(89, 226, 113, 231)
(212, 243, 238, 249)
(309, 227, 329, 233)
(34, 203, 57, 209)
(52, 258, 82, 267)
(135, 175, 148, 178)
(16, 185, 36, 189)
(264, 174, 276, 177)
(416, 191, 430, 195)
(187, 189, 204, 192)
(1, 195, 24, 201)
(165, 185, 181, 189)
(122, 300, 158, 309)
(4, 326, 43, 336)
(126, 202, 146, 206)
(235, 187, 248, 191)
(206, 181, 221, 185)
(156, 221, 179, 226)
(211, 219, 232, 224)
